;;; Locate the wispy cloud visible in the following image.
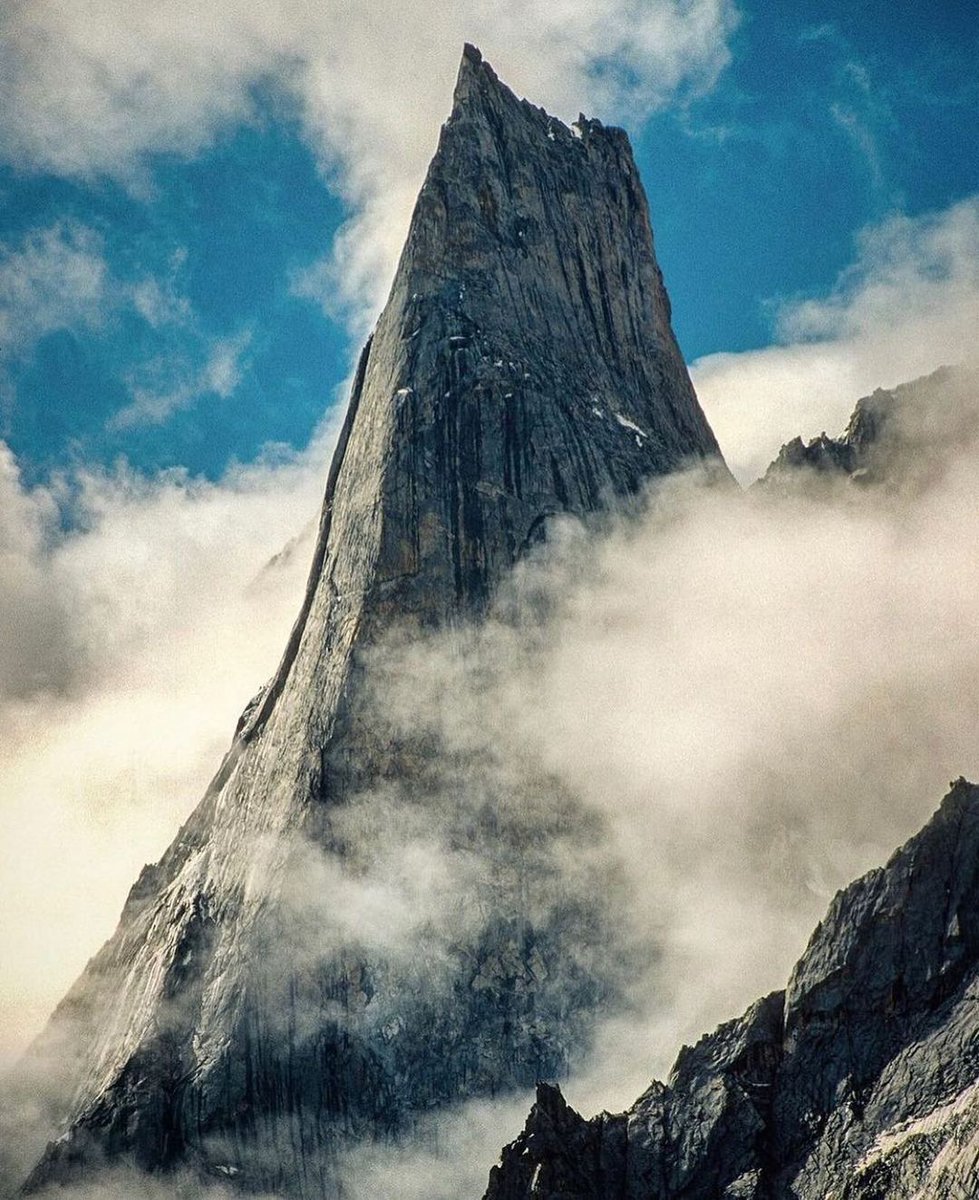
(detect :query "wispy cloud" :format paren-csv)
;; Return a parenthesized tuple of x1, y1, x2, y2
(798, 21, 838, 45)
(0, 222, 107, 356)
(829, 99, 888, 195)
(796, 21, 900, 206)
(130, 251, 192, 329)
(693, 195, 979, 480)
(109, 329, 252, 429)
(0, 217, 254, 435)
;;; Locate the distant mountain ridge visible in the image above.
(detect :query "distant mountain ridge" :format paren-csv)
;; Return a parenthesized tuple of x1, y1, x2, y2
(762, 363, 979, 492)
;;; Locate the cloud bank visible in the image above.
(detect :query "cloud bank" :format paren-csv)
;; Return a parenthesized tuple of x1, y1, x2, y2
(2, 184, 977, 1097)
(0, 421, 337, 1065)
(339, 361, 979, 1126)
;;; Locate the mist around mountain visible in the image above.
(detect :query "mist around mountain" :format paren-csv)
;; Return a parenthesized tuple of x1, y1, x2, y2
(9, 353, 979, 1199)
(3, 44, 979, 1200)
(2, 44, 724, 1196)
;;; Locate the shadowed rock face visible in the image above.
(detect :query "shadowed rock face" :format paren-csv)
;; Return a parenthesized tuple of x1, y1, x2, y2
(484, 780, 979, 1200)
(8, 46, 724, 1197)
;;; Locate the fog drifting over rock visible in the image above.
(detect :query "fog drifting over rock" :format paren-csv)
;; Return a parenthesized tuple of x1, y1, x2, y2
(7, 365, 979, 1199)
(352, 365, 979, 1118)
(1, 6, 978, 1190)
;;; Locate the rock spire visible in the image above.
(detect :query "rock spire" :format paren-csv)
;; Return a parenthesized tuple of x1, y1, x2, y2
(7, 46, 725, 1197)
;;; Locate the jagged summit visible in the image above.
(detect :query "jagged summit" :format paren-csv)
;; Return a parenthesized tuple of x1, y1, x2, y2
(451, 43, 594, 135)
(455, 42, 504, 104)
(452, 43, 609, 149)
(450, 44, 562, 132)
(5, 49, 725, 1197)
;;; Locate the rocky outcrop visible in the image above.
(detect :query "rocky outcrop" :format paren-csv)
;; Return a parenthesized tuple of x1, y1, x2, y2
(761, 364, 979, 492)
(484, 779, 979, 1200)
(7, 46, 724, 1197)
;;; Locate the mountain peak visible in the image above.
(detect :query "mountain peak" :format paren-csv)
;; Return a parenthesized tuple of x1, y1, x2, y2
(447, 45, 616, 164)
(11, 52, 726, 1197)
(459, 41, 488, 78)
(452, 43, 512, 115)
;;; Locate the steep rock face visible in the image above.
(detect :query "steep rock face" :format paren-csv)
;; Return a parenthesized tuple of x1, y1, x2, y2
(8, 46, 724, 1197)
(484, 779, 979, 1200)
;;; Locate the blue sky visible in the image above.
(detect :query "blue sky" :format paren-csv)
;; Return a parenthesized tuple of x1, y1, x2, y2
(644, 0, 979, 355)
(1, 0, 976, 491)
(0, 105, 347, 484)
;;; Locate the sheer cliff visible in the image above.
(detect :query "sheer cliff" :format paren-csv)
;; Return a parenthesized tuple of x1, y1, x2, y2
(485, 780, 979, 1200)
(7, 45, 725, 1197)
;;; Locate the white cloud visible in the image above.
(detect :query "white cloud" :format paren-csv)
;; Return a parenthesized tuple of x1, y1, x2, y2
(0, 222, 107, 354)
(0, 214, 252, 431)
(131, 262, 192, 329)
(203, 330, 249, 397)
(0, 220, 225, 431)
(109, 329, 252, 429)
(0, 445, 81, 701)
(693, 196, 979, 481)
(337, 1096, 535, 1200)
(0, 0, 738, 323)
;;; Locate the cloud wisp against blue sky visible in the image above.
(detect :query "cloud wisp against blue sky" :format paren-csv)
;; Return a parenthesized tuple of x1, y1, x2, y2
(0, 0, 976, 488)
